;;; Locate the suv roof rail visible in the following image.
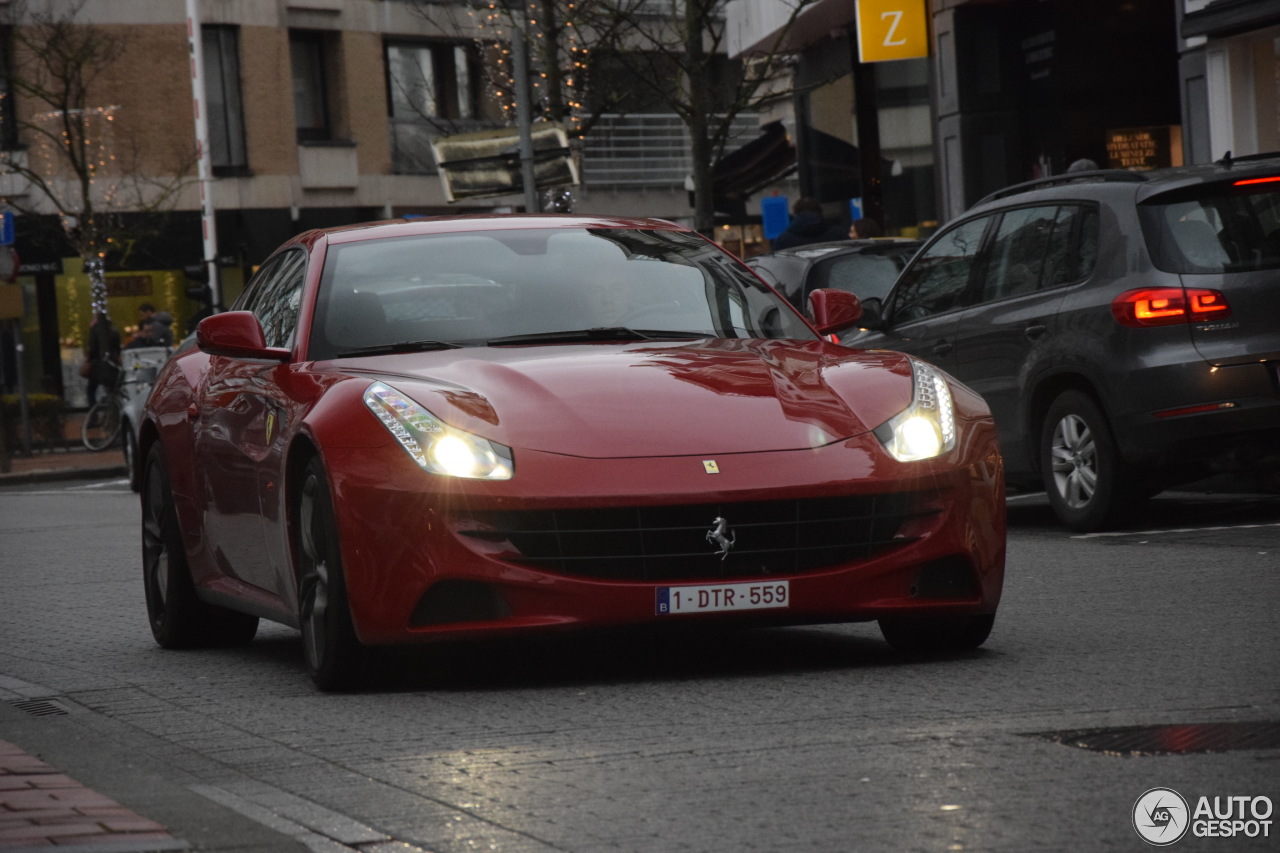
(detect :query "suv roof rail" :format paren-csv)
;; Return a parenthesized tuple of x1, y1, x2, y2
(1215, 150, 1280, 168)
(976, 170, 1147, 205)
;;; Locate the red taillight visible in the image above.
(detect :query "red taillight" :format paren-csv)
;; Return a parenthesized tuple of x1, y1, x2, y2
(1111, 288, 1231, 327)
(1233, 176, 1280, 186)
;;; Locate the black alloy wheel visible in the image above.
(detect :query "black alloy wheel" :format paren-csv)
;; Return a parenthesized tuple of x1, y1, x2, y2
(879, 613, 995, 654)
(141, 444, 258, 647)
(1040, 390, 1134, 532)
(296, 457, 366, 691)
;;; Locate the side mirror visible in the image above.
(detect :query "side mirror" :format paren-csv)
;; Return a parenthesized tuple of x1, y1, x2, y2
(808, 288, 862, 335)
(197, 311, 291, 361)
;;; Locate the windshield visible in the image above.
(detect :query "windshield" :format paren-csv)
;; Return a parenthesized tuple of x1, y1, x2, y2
(1140, 182, 1280, 273)
(309, 227, 814, 359)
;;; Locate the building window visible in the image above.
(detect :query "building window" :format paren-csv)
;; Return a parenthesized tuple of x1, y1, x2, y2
(386, 42, 476, 122)
(202, 26, 247, 174)
(291, 30, 334, 143)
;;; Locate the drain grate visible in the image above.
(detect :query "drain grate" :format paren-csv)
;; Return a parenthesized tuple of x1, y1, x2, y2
(1030, 721, 1280, 756)
(8, 699, 70, 717)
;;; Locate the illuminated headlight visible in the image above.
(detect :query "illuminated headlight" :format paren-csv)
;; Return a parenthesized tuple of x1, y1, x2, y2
(363, 381, 513, 480)
(874, 360, 957, 462)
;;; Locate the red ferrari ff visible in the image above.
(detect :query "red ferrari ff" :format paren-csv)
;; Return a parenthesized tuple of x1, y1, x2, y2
(139, 216, 1005, 690)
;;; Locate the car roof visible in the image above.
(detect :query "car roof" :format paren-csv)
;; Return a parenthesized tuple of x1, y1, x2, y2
(972, 152, 1280, 209)
(304, 214, 690, 246)
(751, 238, 922, 260)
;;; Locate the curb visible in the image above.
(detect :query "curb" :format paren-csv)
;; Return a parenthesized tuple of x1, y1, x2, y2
(0, 464, 128, 486)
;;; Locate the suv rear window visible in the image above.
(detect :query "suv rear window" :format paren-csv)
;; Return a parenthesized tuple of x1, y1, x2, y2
(1140, 182, 1280, 274)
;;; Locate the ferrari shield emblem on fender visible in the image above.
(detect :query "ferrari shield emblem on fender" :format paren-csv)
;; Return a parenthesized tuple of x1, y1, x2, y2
(706, 517, 736, 560)
(703, 460, 720, 474)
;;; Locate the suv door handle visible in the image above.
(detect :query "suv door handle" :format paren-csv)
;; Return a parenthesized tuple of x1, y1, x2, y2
(1024, 324, 1047, 340)
(932, 339, 954, 357)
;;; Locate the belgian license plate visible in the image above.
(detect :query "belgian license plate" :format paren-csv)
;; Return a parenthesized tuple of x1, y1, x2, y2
(656, 581, 789, 615)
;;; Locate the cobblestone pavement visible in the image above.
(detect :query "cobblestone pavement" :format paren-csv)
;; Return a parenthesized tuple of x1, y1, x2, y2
(0, 477, 1277, 852)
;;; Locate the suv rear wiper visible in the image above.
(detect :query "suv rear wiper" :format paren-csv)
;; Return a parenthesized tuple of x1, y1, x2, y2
(337, 340, 464, 357)
(487, 327, 704, 346)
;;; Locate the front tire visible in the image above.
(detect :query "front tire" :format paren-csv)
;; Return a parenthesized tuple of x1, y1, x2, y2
(296, 457, 366, 691)
(1039, 390, 1134, 532)
(879, 613, 995, 654)
(141, 444, 258, 648)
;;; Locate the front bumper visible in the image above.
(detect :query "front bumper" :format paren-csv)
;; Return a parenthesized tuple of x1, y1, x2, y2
(324, 420, 1006, 645)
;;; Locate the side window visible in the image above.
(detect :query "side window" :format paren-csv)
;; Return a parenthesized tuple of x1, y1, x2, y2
(1046, 204, 1098, 286)
(237, 250, 307, 350)
(890, 217, 989, 322)
(255, 251, 307, 349)
(982, 206, 1059, 301)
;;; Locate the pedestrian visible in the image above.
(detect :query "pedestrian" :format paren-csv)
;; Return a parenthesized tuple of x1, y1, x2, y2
(772, 198, 844, 249)
(849, 217, 884, 239)
(150, 311, 175, 348)
(127, 302, 157, 348)
(84, 313, 121, 405)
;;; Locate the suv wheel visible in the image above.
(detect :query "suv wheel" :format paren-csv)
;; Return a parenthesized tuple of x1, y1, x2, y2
(1040, 390, 1134, 532)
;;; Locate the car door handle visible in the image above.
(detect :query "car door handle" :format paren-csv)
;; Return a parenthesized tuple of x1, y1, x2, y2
(1024, 324, 1047, 340)
(932, 340, 954, 357)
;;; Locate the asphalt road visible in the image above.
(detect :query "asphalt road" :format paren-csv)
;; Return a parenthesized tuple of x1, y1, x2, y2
(1, 477, 1277, 852)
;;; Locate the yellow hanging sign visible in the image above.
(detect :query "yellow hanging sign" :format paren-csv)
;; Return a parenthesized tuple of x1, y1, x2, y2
(856, 0, 929, 63)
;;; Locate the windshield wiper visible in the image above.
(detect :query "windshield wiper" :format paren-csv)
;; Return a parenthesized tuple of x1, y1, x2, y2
(336, 340, 464, 357)
(486, 327, 705, 346)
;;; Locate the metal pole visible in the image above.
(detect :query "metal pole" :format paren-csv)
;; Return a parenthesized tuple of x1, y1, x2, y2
(510, 21, 540, 213)
(13, 318, 31, 455)
(185, 0, 222, 311)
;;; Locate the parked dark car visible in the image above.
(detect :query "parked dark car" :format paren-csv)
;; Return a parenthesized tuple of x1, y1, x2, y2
(746, 238, 922, 312)
(848, 155, 1280, 531)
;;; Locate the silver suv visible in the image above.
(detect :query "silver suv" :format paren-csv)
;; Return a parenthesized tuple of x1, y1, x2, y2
(850, 154, 1280, 531)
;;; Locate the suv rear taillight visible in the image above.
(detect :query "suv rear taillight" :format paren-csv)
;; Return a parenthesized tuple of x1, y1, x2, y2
(1110, 287, 1231, 328)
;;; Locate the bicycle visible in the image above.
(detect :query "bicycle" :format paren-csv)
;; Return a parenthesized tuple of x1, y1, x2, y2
(81, 361, 125, 451)
(81, 346, 170, 455)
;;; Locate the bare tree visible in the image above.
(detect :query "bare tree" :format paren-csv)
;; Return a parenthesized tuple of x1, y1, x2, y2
(414, 0, 816, 233)
(0, 0, 195, 312)
(583, 0, 818, 234)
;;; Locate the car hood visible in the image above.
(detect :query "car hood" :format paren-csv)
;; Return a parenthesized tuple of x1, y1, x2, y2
(346, 339, 916, 458)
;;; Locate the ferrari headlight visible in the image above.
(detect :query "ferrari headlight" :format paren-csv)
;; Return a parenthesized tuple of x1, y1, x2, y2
(363, 381, 513, 480)
(874, 360, 956, 462)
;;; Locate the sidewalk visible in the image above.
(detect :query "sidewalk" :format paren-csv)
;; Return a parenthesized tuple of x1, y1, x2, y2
(0, 741, 184, 851)
(0, 411, 127, 486)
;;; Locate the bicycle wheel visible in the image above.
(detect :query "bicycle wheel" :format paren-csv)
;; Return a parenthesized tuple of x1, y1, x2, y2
(82, 397, 123, 451)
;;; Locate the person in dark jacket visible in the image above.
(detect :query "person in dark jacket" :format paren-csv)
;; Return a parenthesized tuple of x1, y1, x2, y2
(85, 313, 121, 405)
(772, 198, 844, 249)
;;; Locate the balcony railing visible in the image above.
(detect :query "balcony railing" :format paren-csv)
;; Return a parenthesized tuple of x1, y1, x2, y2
(392, 113, 762, 190)
(581, 114, 761, 187)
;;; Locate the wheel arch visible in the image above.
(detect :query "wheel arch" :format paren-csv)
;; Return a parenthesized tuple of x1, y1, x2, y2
(1025, 371, 1110, 476)
(283, 434, 322, 579)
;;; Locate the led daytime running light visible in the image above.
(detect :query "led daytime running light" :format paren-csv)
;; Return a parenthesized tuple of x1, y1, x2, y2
(363, 382, 513, 480)
(875, 360, 957, 462)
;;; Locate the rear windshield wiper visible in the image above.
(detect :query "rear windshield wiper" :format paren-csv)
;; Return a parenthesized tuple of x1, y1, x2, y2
(336, 340, 464, 357)
(486, 327, 705, 346)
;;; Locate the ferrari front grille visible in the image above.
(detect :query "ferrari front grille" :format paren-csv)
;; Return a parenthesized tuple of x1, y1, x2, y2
(459, 493, 936, 582)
